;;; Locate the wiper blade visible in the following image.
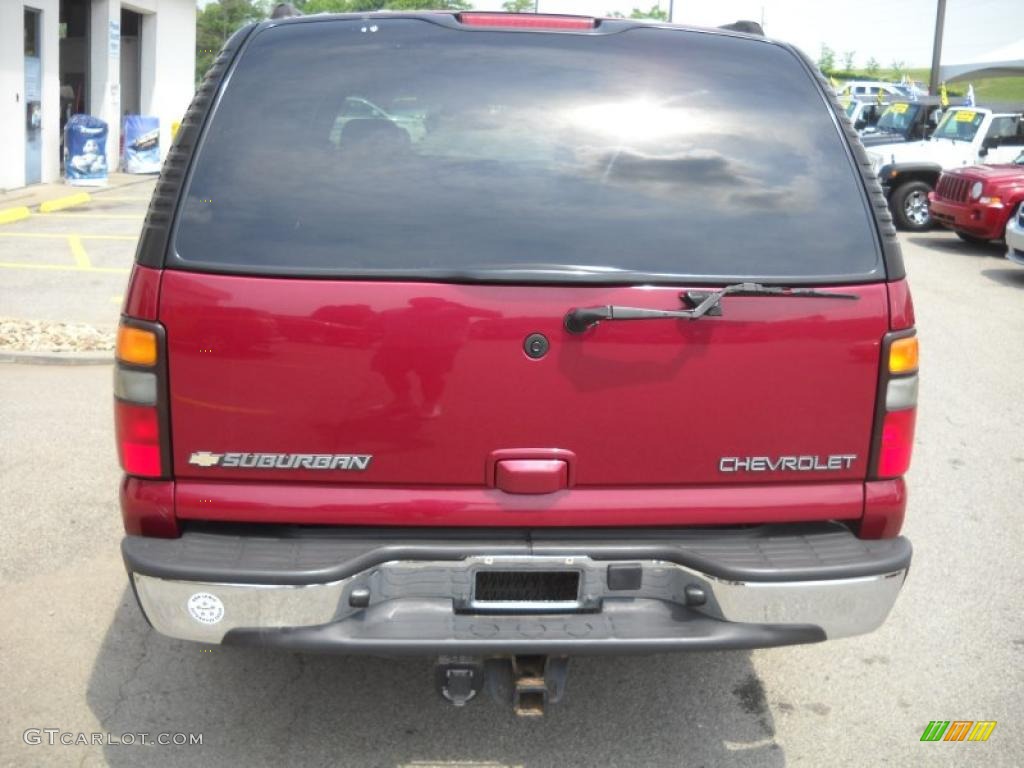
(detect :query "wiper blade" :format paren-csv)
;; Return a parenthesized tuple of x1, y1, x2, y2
(563, 282, 859, 334)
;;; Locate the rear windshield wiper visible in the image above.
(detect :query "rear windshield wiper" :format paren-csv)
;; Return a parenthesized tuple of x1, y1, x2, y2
(564, 282, 859, 334)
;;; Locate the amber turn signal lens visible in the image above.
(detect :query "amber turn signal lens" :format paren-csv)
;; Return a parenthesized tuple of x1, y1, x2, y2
(889, 336, 918, 374)
(117, 325, 158, 366)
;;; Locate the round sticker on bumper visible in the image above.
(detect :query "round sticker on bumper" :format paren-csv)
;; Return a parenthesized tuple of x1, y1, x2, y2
(187, 592, 225, 624)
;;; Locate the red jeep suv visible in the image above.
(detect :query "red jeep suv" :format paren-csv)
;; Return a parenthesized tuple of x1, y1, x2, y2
(929, 153, 1024, 242)
(116, 13, 916, 714)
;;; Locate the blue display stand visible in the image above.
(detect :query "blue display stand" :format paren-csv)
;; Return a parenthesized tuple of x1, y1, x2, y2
(122, 115, 161, 174)
(65, 114, 109, 186)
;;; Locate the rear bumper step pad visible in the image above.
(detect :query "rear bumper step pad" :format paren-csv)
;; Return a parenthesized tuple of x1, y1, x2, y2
(123, 521, 910, 585)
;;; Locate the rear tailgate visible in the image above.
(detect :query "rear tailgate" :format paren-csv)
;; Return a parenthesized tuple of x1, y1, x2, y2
(162, 275, 885, 523)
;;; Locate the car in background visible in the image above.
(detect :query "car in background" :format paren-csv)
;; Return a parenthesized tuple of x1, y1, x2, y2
(845, 99, 888, 132)
(929, 151, 1024, 243)
(329, 96, 428, 145)
(836, 80, 909, 99)
(1006, 200, 1024, 265)
(867, 107, 1024, 230)
(860, 98, 946, 147)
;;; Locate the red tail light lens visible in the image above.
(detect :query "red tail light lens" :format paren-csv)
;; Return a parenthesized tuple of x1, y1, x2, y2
(878, 408, 916, 478)
(114, 319, 168, 479)
(871, 330, 918, 481)
(459, 13, 596, 30)
(115, 401, 163, 477)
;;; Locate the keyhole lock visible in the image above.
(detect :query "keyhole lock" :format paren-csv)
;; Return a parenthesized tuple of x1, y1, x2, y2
(523, 333, 550, 359)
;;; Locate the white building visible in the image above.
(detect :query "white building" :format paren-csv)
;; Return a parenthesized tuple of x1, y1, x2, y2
(0, 0, 196, 190)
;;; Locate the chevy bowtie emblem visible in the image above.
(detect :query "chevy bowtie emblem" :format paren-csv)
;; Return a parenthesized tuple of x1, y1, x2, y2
(188, 451, 224, 467)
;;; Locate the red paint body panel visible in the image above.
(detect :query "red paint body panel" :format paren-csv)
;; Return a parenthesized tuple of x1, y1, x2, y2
(122, 265, 162, 321)
(121, 477, 178, 537)
(175, 480, 864, 527)
(160, 272, 888, 500)
(886, 279, 915, 331)
(860, 478, 907, 539)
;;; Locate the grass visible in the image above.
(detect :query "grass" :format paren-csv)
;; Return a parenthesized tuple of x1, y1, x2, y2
(835, 68, 1024, 104)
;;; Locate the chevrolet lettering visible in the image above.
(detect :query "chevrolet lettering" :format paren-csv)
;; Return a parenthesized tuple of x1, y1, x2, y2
(719, 455, 859, 473)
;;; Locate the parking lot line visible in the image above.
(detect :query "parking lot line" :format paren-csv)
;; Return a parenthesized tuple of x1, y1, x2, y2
(0, 232, 136, 241)
(0, 261, 129, 274)
(68, 236, 92, 269)
(0, 232, 130, 274)
(40, 213, 145, 220)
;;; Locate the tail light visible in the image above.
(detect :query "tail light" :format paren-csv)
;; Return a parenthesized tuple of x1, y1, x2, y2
(861, 282, 916, 539)
(458, 13, 596, 30)
(870, 331, 918, 479)
(114, 320, 170, 478)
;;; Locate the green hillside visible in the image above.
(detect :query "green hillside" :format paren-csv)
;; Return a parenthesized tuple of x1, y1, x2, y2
(837, 68, 1024, 104)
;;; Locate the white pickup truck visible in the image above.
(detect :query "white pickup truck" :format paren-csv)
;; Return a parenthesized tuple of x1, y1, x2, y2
(867, 106, 1024, 230)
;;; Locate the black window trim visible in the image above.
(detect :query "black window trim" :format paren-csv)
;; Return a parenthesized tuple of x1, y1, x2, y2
(158, 13, 898, 287)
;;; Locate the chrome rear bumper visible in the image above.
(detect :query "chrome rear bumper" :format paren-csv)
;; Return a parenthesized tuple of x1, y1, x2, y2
(127, 525, 910, 653)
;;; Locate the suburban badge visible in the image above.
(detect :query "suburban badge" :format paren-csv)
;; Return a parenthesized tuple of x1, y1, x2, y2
(188, 452, 372, 470)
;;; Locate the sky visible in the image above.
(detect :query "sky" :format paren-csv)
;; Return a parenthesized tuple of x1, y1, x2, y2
(467, 0, 1021, 68)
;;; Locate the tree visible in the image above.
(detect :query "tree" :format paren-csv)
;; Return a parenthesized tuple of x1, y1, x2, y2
(197, 0, 475, 82)
(842, 50, 856, 71)
(609, 5, 668, 20)
(890, 59, 907, 76)
(196, 0, 268, 85)
(502, 0, 534, 11)
(631, 5, 669, 20)
(865, 57, 880, 77)
(817, 44, 835, 74)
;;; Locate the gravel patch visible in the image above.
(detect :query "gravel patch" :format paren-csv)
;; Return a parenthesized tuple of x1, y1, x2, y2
(0, 318, 115, 353)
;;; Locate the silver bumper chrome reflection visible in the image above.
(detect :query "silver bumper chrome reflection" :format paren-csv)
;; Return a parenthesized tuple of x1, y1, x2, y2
(133, 555, 908, 646)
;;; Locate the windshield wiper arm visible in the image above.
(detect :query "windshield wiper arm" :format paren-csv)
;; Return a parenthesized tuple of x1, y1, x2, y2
(563, 282, 859, 334)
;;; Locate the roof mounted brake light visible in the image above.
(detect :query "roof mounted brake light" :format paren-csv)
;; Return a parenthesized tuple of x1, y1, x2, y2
(458, 13, 596, 30)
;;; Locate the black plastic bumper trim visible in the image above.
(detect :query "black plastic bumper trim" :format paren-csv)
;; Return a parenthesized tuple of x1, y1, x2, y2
(122, 522, 911, 586)
(221, 599, 826, 656)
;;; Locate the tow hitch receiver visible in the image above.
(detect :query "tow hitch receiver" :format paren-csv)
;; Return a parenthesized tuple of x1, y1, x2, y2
(435, 655, 569, 716)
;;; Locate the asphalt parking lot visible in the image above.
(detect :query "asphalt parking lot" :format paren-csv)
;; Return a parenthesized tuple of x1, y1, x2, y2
(1, 203, 1023, 766)
(0, 179, 154, 331)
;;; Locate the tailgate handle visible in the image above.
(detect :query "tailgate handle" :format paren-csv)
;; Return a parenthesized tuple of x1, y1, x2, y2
(495, 460, 568, 495)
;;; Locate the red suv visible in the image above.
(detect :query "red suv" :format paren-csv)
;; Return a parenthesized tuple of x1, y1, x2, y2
(929, 153, 1024, 243)
(115, 12, 916, 714)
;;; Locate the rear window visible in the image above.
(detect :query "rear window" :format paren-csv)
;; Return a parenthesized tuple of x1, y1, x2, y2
(172, 18, 882, 282)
